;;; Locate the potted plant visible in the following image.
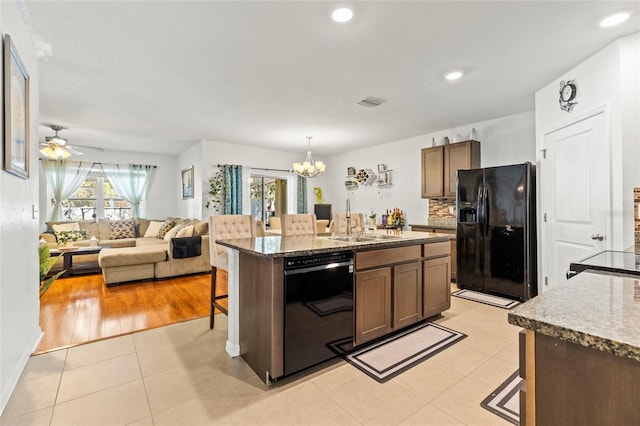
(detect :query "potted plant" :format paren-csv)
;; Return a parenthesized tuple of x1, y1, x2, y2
(56, 229, 88, 247)
(369, 209, 377, 225)
(39, 243, 65, 296)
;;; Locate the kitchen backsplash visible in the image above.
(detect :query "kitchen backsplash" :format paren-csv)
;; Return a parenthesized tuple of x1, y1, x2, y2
(428, 198, 456, 219)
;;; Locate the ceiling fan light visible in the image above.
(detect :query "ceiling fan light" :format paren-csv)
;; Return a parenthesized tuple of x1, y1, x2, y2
(50, 136, 67, 146)
(40, 146, 57, 159)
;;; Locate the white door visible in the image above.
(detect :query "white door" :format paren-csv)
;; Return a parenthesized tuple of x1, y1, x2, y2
(543, 111, 609, 288)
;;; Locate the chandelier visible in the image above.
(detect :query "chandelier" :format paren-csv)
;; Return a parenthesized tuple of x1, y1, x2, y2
(292, 136, 325, 178)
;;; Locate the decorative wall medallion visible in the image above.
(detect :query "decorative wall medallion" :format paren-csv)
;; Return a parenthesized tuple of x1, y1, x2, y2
(559, 80, 578, 112)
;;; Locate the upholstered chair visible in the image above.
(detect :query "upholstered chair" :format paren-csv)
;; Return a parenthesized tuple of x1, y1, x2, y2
(332, 213, 365, 235)
(208, 214, 255, 329)
(316, 219, 330, 235)
(281, 214, 318, 236)
(254, 219, 266, 237)
(269, 217, 281, 230)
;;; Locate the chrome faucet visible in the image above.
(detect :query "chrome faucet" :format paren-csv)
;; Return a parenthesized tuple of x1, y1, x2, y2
(346, 199, 352, 236)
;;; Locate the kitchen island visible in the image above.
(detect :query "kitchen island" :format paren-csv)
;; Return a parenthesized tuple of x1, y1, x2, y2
(216, 230, 451, 383)
(508, 270, 640, 425)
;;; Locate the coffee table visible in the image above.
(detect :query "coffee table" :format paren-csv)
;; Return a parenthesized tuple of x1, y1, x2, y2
(50, 246, 109, 277)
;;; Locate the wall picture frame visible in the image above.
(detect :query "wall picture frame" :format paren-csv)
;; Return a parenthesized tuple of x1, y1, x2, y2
(3, 34, 30, 179)
(181, 166, 194, 199)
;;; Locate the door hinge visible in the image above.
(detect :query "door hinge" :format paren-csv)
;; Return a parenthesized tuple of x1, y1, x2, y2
(545, 276, 548, 286)
(541, 149, 547, 159)
(543, 213, 547, 222)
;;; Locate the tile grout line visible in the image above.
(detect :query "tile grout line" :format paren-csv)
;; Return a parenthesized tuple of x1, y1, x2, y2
(134, 333, 156, 425)
(48, 348, 69, 426)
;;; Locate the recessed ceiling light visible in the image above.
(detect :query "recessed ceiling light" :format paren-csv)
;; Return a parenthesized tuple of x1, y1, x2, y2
(445, 71, 463, 80)
(599, 11, 630, 27)
(332, 7, 353, 23)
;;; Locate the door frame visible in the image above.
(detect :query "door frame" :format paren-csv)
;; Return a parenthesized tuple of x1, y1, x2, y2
(538, 105, 613, 292)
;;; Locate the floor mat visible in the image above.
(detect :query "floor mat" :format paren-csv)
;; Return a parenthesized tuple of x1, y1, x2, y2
(329, 322, 466, 383)
(451, 289, 521, 309)
(480, 370, 524, 425)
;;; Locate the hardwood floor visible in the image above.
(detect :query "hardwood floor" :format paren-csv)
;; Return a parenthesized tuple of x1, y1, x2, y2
(36, 270, 228, 354)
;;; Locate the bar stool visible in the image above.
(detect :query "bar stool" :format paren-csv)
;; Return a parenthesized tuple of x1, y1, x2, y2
(281, 214, 317, 236)
(208, 214, 256, 329)
(332, 213, 365, 235)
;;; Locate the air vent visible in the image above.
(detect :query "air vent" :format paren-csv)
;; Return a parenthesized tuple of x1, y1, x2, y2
(356, 97, 384, 108)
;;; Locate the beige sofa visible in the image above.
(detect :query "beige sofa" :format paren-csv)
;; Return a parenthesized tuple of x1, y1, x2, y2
(41, 217, 210, 286)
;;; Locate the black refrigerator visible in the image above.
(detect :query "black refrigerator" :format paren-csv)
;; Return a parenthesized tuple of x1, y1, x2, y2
(456, 162, 537, 301)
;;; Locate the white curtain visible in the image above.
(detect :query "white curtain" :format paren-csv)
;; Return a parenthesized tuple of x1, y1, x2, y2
(41, 159, 94, 221)
(100, 163, 156, 218)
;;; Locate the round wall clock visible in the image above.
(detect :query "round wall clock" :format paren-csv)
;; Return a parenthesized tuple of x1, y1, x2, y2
(559, 80, 578, 112)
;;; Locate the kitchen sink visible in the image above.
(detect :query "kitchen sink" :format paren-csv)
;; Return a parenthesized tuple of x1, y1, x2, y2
(327, 235, 376, 242)
(326, 234, 403, 243)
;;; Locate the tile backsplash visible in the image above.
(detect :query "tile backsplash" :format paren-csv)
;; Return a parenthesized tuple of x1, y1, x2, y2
(428, 198, 456, 219)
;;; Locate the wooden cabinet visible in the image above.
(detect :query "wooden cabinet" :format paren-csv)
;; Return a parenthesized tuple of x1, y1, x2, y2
(354, 242, 450, 346)
(421, 140, 480, 198)
(422, 241, 451, 318)
(421, 146, 444, 198)
(393, 261, 422, 329)
(411, 226, 456, 280)
(354, 267, 392, 346)
(423, 256, 451, 318)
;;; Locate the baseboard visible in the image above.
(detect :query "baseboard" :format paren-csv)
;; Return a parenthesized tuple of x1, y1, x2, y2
(0, 327, 43, 415)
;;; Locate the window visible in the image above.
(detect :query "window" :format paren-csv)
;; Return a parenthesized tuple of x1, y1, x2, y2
(250, 175, 287, 228)
(59, 173, 133, 221)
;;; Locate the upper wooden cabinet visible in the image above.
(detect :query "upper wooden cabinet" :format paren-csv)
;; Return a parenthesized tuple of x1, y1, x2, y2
(421, 140, 480, 198)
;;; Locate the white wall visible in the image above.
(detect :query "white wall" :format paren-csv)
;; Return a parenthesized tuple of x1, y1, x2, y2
(0, 1, 42, 414)
(176, 143, 202, 220)
(535, 32, 640, 253)
(38, 148, 179, 227)
(315, 111, 535, 225)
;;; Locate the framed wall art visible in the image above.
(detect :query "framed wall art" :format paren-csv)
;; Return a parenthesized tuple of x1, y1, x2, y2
(181, 166, 194, 199)
(3, 34, 30, 179)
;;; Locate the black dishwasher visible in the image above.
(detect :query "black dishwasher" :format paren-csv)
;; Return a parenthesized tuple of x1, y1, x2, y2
(283, 251, 354, 376)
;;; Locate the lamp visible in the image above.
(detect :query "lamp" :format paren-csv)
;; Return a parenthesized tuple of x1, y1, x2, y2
(40, 145, 71, 159)
(292, 136, 325, 178)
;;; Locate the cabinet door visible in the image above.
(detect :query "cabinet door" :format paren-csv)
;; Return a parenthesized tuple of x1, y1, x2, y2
(450, 239, 457, 280)
(421, 146, 444, 198)
(423, 256, 451, 318)
(355, 267, 392, 346)
(444, 141, 481, 197)
(393, 261, 422, 329)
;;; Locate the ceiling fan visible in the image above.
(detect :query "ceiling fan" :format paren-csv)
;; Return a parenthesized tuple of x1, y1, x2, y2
(39, 125, 102, 159)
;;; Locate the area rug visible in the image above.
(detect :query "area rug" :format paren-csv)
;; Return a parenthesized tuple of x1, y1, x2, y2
(451, 289, 520, 309)
(329, 322, 466, 383)
(305, 294, 353, 316)
(480, 370, 524, 425)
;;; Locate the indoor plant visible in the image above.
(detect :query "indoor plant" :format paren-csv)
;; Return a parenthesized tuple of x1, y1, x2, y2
(56, 229, 88, 246)
(39, 243, 65, 296)
(369, 209, 377, 225)
(205, 169, 224, 212)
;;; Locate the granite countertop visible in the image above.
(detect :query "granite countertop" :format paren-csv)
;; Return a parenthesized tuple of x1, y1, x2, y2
(508, 270, 640, 362)
(215, 230, 451, 258)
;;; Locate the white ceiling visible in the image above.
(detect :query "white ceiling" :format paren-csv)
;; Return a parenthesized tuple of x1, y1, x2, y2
(22, 1, 640, 157)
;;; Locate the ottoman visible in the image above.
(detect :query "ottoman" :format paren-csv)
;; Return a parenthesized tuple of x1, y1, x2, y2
(98, 246, 167, 286)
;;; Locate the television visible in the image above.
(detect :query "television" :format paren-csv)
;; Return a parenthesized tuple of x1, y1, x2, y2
(314, 204, 332, 221)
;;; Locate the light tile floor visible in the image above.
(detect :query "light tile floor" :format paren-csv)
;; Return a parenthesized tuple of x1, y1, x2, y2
(2, 286, 518, 425)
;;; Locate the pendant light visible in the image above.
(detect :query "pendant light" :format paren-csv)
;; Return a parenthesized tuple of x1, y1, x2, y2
(292, 136, 325, 178)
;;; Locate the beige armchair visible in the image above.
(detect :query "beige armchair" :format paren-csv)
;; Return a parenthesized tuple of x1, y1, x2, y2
(208, 214, 256, 329)
(332, 213, 365, 235)
(281, 214, 317, 236)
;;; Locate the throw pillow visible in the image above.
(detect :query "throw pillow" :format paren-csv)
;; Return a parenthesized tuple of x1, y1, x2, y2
(163, 225, 181, 242)
(157, 218, 177, 239)
(134, 223, 141, 238)
(52, 222, 80, 233)
(110, 219, 135, 239)
(144, 220, 164, 238)
(176, 225, 194, 238)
